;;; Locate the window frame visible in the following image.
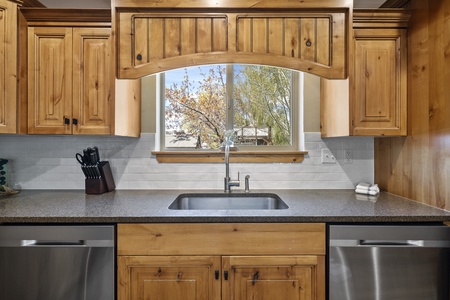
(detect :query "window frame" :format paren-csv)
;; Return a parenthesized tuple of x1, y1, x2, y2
(153, 64, 307, 163)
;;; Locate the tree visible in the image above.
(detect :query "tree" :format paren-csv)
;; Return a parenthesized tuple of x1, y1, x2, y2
(165, 64, 292, 149)
(165, 65, 227, 149)
(233, 65, 292, 145)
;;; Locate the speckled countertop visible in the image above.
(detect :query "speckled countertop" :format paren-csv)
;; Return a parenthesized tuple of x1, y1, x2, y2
(1, 189, 449, 223)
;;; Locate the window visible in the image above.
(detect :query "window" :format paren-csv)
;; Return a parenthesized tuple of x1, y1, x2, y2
(161, 64, 301, 152)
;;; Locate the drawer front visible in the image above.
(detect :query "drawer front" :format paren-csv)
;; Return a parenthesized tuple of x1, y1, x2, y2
(118, 223, 325, 256)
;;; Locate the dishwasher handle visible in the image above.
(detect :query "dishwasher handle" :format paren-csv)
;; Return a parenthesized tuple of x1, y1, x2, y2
(330, 239, 450, 248)
(359, 240, 424, 246)
(0, 239, 113, 247)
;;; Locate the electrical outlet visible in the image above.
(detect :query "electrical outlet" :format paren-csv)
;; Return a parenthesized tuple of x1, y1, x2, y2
(345, 150, 353, 164)
(321, 149, 336, 164)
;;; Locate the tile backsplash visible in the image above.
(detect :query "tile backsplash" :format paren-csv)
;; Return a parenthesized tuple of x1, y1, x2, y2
(0, 133, 373, 190)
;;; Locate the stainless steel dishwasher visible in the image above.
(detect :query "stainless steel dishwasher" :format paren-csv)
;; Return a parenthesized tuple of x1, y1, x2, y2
(329, 224, 450, 300)
(0, 225, 114, 300)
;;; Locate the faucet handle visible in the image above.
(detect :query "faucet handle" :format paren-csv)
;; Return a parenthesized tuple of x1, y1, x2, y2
(237, 172, 240, 181)
(245, 175, 250, 193)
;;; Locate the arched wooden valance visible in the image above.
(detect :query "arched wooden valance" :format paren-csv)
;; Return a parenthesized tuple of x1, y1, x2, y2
(113, 0, 351, 79)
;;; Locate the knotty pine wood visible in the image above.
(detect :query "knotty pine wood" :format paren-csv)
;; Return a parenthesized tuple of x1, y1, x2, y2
(375, 0, 450, 210)
(0, 0, 21, 134)
(27, 27, 73, 134)
(72, 28, 112, 135)
(21, 9, 141, 137)
(118, 256, 221, 300)
(152, 151, 307, 163)
(222, 255, 325, 300)
(113, 0, 352, 9)
(352, 27, 407, 136)
(114, 3, 349, 79)
(118, 223, 326, 256)
(320, 9, 409, 138)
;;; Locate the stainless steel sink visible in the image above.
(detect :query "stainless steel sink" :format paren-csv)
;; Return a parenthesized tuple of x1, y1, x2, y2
(168, 193, 288, 210)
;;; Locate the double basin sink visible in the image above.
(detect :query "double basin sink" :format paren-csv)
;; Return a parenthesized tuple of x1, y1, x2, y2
(169, 193, 288, 210)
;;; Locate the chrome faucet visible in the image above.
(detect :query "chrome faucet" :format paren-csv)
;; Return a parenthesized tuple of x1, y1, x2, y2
(223, 130, 240, 192)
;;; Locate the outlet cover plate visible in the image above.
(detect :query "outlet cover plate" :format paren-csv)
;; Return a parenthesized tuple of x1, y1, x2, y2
(321, 149, 336, 164)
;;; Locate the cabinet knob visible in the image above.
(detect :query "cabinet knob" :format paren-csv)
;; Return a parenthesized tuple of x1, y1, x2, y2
(224, 270, 228, 280)
(73, 118, 78, 125)
(215, 270, 219, 280)
(64, 118, 70, 125)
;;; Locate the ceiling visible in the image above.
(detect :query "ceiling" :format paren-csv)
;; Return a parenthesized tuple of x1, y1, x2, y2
(39, 0, 387, 9)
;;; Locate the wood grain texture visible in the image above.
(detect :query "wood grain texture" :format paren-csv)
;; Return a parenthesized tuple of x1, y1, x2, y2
(22, 9, 141, 137)
(222, 256, 325, 300)
(72, 28, 112, 134)
(118, 256, 221, 300)
(352, 28, 407, 136)
(115, 8, 348, 79)
(118, 223, 326, 256)
(0, 0, 20, 134)
(375, 0, 450, 210)
(27, 27, 73, 134)
(152, 150, 307, 163)
(113, 0, 352, 9)
(320, 9, 409, 138)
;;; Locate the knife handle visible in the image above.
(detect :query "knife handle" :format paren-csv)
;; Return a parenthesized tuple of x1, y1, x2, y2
(93, 146, 100, 163)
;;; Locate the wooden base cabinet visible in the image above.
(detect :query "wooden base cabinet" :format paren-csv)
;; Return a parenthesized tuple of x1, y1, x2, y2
(117, 223, 326, 300)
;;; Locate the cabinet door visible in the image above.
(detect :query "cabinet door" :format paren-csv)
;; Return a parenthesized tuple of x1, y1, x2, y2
(222, 256, 325, 300)
(72, 28, 112, 135)
(28, 27, 73, 134)
(0, 0, 18, 133)
(118, 256, 221, 300)
(352, 28, 407, 136)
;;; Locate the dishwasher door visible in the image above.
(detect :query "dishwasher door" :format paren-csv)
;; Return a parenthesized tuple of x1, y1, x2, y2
(329, 225, 450, 300)
(0, 225, 114, 300)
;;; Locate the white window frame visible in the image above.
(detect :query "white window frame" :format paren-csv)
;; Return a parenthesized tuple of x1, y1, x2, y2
(158, 64, 304, 152)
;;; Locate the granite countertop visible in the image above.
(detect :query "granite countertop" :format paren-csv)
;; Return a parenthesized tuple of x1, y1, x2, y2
(1, 189, 449, 223)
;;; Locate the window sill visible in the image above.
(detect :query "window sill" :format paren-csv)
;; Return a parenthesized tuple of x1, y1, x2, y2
(151, 151, 308, 163)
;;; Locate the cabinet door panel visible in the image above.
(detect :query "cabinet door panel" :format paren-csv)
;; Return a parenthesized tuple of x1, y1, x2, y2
(352, 28, 407, 136)
(223, 256, 325, 300)
(28, 27, 72, 134)
(118, 256, 221, 300)
(72, 28, 112, 135)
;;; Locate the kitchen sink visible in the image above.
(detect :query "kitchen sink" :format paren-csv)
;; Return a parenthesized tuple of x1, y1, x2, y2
(168, 193, 288, 210)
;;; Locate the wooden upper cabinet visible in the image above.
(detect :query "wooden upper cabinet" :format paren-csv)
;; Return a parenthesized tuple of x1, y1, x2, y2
(113, 0, 351, 79)
(27, 26, 112, 135)
(352, 27, 407, 136)
(320, 9, 409, 137)
(0, 0, 23, 134)
(21, 8, 141, 136)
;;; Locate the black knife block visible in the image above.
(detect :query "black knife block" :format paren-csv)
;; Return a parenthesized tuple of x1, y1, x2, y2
(85, 161, 115, 195)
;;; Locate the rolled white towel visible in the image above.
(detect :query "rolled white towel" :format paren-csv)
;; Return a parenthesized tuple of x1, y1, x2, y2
(356, 182, 380, 192)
